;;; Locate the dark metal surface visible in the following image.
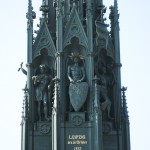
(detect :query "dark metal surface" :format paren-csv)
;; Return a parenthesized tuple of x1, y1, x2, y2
(20, 0, 130, 150)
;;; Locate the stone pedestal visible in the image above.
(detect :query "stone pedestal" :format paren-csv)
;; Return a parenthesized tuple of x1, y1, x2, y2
(32, 121, 52, 150)
(60, 112, 93, 150)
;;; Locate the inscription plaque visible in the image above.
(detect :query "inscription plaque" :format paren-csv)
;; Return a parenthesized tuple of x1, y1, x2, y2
(64, 125, 92, 150)
(67, 134, 88, 150)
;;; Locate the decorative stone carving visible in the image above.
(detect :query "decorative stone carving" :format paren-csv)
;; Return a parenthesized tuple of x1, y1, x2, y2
(40, 123, 51, 134)
(69, 112, 85, 126)
(72, 115, 83, 126)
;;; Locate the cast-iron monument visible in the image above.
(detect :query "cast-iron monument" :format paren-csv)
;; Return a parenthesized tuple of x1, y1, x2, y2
(19, 0, 130, 150)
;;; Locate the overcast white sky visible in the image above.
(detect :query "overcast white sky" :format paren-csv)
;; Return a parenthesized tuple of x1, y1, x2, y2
(0, 0, 150, 150)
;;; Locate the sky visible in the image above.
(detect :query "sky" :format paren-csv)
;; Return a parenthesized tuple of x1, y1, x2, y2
(0, 0, 150, 150)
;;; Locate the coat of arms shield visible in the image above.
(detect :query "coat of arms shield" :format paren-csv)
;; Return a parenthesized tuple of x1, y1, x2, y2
(69, 82, 88, 112)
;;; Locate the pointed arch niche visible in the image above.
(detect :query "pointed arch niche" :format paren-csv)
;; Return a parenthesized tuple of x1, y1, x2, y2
(60, 37, 90, 120)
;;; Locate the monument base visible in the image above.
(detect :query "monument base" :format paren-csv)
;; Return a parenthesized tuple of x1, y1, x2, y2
(31, 121, 52, 150)
(60, 112, 93, 150)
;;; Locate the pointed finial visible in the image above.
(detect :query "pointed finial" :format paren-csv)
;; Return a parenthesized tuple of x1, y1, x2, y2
(114, 0, 119, 21)
(114, 0, 118, 9)
(27, 0, 33, 20)
(121, 86, 129, 118)
(26, 0, 36, 29)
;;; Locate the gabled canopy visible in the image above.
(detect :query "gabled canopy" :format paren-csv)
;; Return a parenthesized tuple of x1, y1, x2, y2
(33, 20, 56, 59)
(63, 6, 88, 51)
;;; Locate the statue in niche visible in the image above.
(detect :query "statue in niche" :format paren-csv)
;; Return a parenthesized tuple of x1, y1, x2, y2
(67, 52, 88, 112)
(98, 63, 115, 120)
(32, 64, 53, 121)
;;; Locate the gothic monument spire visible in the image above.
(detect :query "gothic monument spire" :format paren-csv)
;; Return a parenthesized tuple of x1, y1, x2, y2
(20, 1, 131, 150)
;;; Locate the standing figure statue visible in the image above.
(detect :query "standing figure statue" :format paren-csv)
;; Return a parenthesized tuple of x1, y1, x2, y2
(67, 53, 85, 83)
(99, 65, 114, 120)
(67, 52, 88, 112)
(32, 64, 52, 121)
